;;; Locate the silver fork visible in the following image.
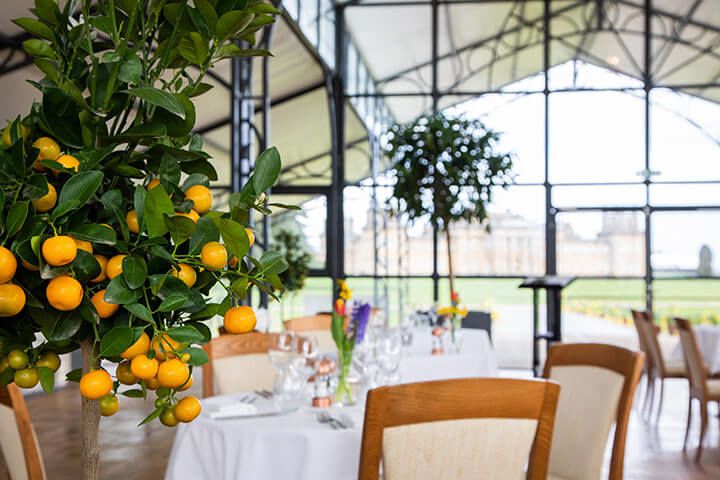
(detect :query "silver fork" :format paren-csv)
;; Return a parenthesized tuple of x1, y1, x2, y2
(316, 411, 346, 430)
(254, 389, 273, 399)
(238, 394, 257, 404)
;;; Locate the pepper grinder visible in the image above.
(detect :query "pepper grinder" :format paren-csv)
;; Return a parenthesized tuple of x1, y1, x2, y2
(312, 357, 336, 408)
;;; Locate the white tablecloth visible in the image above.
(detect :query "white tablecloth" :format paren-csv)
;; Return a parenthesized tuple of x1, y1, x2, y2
(166, 328, 497, 480)
(671, 325, 720, 374)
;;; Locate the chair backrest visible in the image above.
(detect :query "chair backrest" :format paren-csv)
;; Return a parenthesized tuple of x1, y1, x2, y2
(283, 314, 335, 352)
(674, 318, 708, 399)
(358, 378, 560, 480)
(630, 310, 652, 370)
(0, 384, 46, 480)
(631, 310, 666, 375)
(461, 311, 492, 340)
(543, 343, 644, 480)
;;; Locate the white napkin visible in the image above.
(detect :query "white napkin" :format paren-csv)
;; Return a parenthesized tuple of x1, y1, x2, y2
(327, 408, 359, 429)
(210, 402, 259, 419)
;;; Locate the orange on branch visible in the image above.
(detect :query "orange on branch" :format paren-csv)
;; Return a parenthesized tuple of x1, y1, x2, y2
(7, 349, 29, 370)
(42, 235, 77, 266)
(46, 276, 83, 311)
(200, 241, 227, 269)
(32, 183, 57, 212)
(175, 209, 200, 224)
(91, 289, 119, 318)
(80, 370, 113, 400)
(73, 237, 93, 254)
(160, 407, 179, 427)
(152, 333, 182, 361)
(130, 354, 159, 381)
(99, 395, 120, 417)
(116, 361, 137, 385)
(246, 228, 255, 248)
(36, 352, 61, 372)
(184, 185, 212, 214)
(120, 332, 150, 360)
(157, 358, 190, 389)
(91, 255, 108, 283)
(31, 137, 60, 170)
(52, 154, 79, 176)
(106, 254, 126, 279)
(223, 306, 256, 334)
(147, 178, 161, 190)
(0, 246, 17, 283)
(174, 396, 201, 423)
(126, 210, 140, 234)
(0, 284, 26, 317)
(171, 264, 197, 288)
(14, 368, 39, 389)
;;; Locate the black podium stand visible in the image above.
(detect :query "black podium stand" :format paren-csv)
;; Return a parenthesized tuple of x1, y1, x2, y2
(519, 276, 576, 376)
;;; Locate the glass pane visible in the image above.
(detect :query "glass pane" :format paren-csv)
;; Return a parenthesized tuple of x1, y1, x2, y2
(266, 277, 333, 330)
(448, 93, 546, 184)
(557, 211, 645, 276)
(437, 186, 546, 276)
(553, 185, 646, 208)
(654, 279, 720, 329)
(650, 88, 720, 182)
(650, 184, 720, 207)
(549, 91, 645, 183)
(651, 211, 720, 277)
(262, 194, 327, 270)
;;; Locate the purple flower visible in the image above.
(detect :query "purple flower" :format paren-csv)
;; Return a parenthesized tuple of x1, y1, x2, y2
(350, 302, 371, 343)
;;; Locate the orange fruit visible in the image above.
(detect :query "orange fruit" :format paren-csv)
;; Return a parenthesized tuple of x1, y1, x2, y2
(157, 358, 190, 389)
(91, 289, 119, 318)
(223, 306, 256, 334)
(0, 284, 25, 317)
(152, 333, 182, 361)
(32, 183, 57, 212)
(36, 351, 61, 372)
(79, 369, 113, 400)
(200, 242, 227, 269)
(184, 185, 212, 214)
(42, 235, 77, 266)
(0, 246, 17, 283)
(120, 332, 151, 360)
(130, 354, 159, 380)
(245, 228, 255, 248)
(147, 178, 161, 190)
(106, 254, 126, 279)
(0, 357, 8, 374)
(126, 210, 140, 234)
(174, 396, 201, 423)
(73, 237, 93, 254)
(99, 394, 120, 417)
(91, 255, 108, 283)
(116, 360, 137, 385)
(145, 376, 160, 390)
(46, 275, 83, 311)
(171, 264, 196, 288)
(3, 124, 29, 146)
(160, 407, 179, 427)
(179, 375, 193, 391)
(53, 154, 80, 175)
(32, 137, 60, 170)
(14, 367, 40, 389)
(7, 350, 29, 370)
(175, 209, 200, 224)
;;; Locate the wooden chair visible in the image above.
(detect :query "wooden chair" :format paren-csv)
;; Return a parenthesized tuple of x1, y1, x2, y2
(674, 318, 720, 462)
(283, 314, 335, 352)
(631, 310, 686, 421)
(0, 384, 46, 480)
(630, 310, 653, 413)
(358, 378, 560, 480)
(542, 343, 644, 480)
(202, 331, 313, 398)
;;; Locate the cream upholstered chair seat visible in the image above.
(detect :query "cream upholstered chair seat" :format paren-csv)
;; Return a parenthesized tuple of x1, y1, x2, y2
(212, 353, 276, 395)
(301, 329, 335, 352)
(382, 418, 538, 480)
(707, 379, 720, 397)
(664, 361, 686, 376)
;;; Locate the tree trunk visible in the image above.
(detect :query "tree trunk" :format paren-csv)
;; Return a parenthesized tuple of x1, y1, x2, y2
(80, 340, 101, 480)
(445, 228, 455, 303)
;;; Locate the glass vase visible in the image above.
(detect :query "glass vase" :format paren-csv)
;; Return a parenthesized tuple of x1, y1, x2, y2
(335, 348, 354, 405)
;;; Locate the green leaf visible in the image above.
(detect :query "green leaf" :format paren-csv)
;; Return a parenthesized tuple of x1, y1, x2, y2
(215, 44, 272, 59)
(157, 294, 187, 312)
(72, 250, 102, 283)
(163, 214, 196, 246)
(144, 186, 175, 237)
(118, 53, 142, 85)
(249, 2, 281, 14)
(166, 325, 204, 343)
(216, 11, 254, 40)
(133, 185, 147, 227)
(124, 303, 154, 323)
(138, 405, 164, 426)
(50, 200, 80, 221)
(6, 202, 29, 238)
(179, 32, 209, 65)
(180, 346, 208, 366)
(182, 82, 213, 98)
(69, 224, 117, 245)
(195, 0, 218, 33)
(22, 39, 55, 58)
(121, 389, 145, 398)
(219, 218, 250, 260)
(259, 250, 288, 275)
(23, 174, 50, 201)
(13, 17, 55, 40)
(252, 147, 281, 193)
(34, 0, 61, 27)
(38, 367, 55, 393)
(112, 123, 167, 141)
(66, 368, 82, 382)
(44, 312, 83, 341)
(123, 87, 186, 119)
(58, 171, 104, 208)
(105, 276, 142, 305)
(189, 217, 220, 255)
(122, 256, 148, 290)
(100, 327, 134, 357)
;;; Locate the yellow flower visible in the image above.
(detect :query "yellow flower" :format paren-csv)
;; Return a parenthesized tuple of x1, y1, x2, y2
(337, 279, 352, 300)
(436, 306, 468, 318)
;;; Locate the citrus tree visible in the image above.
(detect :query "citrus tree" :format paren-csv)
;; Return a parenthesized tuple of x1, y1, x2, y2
(385, 112, 513, 303)
(0, 1, 288, 479)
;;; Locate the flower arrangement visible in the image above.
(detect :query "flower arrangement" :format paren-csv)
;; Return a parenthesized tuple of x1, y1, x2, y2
(331, 279, 370, 404)
(436, 290, 468, 349)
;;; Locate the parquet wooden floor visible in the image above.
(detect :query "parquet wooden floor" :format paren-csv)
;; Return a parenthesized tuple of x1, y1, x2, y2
(1, 375, 719, 479)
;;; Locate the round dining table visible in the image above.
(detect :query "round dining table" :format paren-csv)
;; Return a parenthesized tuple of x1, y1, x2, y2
(670, 324, 720, 374)
(165, 328, 497, 480)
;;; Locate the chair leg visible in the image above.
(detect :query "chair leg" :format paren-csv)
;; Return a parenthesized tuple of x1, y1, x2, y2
(696, 401, 708, 463)
(655, 378, 665, 423)
(645, 377, 656, 421)
(683, 396, 692, 452)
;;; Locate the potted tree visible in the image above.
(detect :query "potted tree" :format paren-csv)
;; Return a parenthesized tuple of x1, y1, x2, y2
(0, 1, 289, 479)
(385, 111, 513, 344)
(273, 228, 312, 321)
